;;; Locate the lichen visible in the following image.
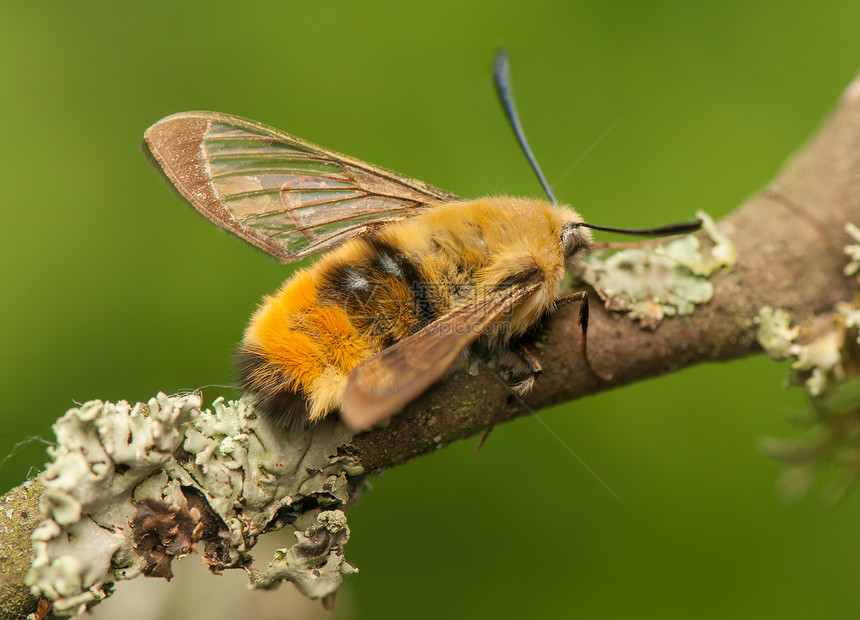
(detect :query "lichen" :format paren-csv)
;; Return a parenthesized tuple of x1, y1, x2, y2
(27, 394, 198, 615)
(755, 307, 800, 360)
(760, 314, 860, 501)
(578, 210, 735, 329)
(772, 300, 860, 399)
(788, 329, 845, 397)
(26, 393, 364, 616)
(251, 509, 357, 602)
(175, 397, 360, 552)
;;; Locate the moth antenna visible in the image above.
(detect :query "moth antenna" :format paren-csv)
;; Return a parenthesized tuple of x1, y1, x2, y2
(493, 49, 557, 204)
(579, 220, 702, 237)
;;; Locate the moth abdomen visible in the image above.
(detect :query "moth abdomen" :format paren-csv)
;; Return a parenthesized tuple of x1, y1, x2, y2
(236, 349, 310, 431)
(239, 231, 449, 427)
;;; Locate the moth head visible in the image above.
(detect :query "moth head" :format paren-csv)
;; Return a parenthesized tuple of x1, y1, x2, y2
(558, 207, 593, 260)
(561, 223, 592, 259)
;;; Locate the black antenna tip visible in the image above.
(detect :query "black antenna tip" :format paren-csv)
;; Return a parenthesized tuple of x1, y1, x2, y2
(580, 219, 703, 237)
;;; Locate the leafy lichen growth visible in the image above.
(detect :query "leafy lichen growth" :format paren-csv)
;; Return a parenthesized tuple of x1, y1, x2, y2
(252, 510, 357, 602)
(755, 307, 800, 360)
(768, 302, 860, 399)
(27, 393, 199, 616)
(26, 393, 363, 616)
(788, 328, 845, 397)
(578, 210, 735, 328)
(760, 309, 860, 501)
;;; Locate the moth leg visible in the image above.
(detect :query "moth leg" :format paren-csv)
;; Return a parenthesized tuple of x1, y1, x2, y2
(507, 341, 543, 398)
(475, 425, 494, 452)
(555, 291, 613, 382)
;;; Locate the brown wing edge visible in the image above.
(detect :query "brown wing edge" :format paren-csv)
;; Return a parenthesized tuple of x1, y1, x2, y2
(340, 282, 541, 431)
(143, 113, 291, 262)
(144, 111, 464, 263)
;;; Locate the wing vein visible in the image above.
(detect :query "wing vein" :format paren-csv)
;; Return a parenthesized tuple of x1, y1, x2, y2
(209, 169, 351, 181)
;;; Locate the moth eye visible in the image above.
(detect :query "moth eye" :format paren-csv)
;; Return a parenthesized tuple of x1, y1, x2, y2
(562, 227, 585, 258)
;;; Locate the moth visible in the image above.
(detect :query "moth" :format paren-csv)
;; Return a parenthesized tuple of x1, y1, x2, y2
(144, 51, 700, 432)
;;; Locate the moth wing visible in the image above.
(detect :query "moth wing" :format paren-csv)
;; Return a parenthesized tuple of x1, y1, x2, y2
(341, 281, 542, 431)
(143, 111, 462, 262)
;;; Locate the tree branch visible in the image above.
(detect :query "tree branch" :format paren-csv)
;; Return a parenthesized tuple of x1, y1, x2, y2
(3, 75, 860, 620)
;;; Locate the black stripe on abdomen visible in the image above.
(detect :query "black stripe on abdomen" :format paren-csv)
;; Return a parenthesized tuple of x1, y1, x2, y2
(369, 236, 438, 328)
(320, 236, 439, 331)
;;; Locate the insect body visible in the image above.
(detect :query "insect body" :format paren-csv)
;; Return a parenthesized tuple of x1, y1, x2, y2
(236, 196, 590, 430)
(144, 54, 700, 432)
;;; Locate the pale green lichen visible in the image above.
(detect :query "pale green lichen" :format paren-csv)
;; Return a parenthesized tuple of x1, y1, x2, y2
(778, 300, 860, 399)
(253, 510, 357, 601)
(28, 393, 199, 615)
(755, 307, 800, 360)
(788, 330, 844, 396)
(578, 210, 735, 328)
(176, 397, 360, 547)
(27, 393, 364, 616)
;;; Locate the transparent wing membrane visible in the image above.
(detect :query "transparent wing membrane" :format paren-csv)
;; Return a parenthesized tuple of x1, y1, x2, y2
(144, 112, 461, 262)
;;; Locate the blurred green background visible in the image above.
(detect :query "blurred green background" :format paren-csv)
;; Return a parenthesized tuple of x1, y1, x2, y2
(3, 1, 860, 618)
